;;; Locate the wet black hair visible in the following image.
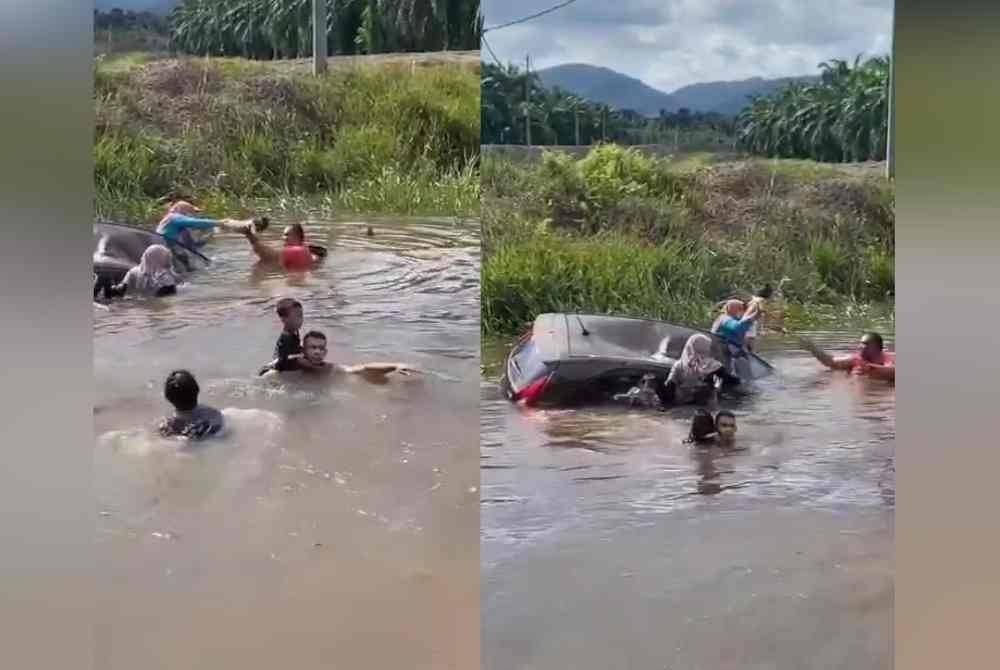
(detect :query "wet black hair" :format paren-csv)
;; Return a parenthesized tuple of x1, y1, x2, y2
(863, 332, 884, 350)
(287, 223, 306, 242)
(276, 298, 302, 318)
(164, 370, 199, 411)
(302, 330, 326, 343)
(755, 283, 774, 299)
(715, 410, 736, 429)
(685, 409, 718, 444)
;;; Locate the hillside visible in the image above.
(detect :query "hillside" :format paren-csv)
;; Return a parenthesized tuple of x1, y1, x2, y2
(536, 62, 817, 116)
(671, 75, 818, 115)
(536, 64, 677, 116)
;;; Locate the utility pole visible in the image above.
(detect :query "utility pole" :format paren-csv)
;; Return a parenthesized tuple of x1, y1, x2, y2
(525, 54, 532, 146)
(313, 0, 328, 75)
(886, 8, 895, 179)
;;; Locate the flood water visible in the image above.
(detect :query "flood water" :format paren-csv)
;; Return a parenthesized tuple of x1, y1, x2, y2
(481, 331, 895, 669)
(93, 216, 479, 669)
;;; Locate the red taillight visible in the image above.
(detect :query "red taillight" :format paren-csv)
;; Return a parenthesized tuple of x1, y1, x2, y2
(513, 372, 552, 406)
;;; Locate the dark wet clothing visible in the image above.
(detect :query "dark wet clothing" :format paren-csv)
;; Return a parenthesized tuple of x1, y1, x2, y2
(274, 330, 302, 371)
(158, 405, 224, 440)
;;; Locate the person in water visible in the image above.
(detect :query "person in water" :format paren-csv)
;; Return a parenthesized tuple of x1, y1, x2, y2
(613, 373, 663, 409)
(158, 369, 224, 440)
(241, 222, 318, 271)
(685, 409, 738, 446)
(660, 334, 734, 406)
(156, 200, 260, 248)
(744, 284, 773, 353)
(259, 298, 307, 375)
(711, 299, 761, 349)
(103, 244, 178, 299)
(298, 330, 416, 380)
(799, 331, 895, 382)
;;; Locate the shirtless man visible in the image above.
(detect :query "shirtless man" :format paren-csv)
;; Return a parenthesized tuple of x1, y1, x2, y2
(799, 331, 895, 382)
(297, 330, 416, 382)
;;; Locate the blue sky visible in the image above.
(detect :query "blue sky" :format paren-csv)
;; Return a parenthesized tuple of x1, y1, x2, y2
(483, 0, 894, 91)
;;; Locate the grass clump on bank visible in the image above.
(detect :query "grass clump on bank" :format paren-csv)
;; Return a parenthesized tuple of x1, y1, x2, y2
(482, 144, 894, 335)
(95, 55, 480, 221)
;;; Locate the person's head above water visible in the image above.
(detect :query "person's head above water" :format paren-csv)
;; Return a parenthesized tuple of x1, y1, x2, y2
(678, 334, 722, 376)
(302, 330, 328, 366)
(166, 200, 201, 216)
(138, 244, 173, 276)
(724, 299, 746, 318)
(755, 284, 774, 300)
(687, 409, 718, 444)
(164, 370, 200, 412)
(858, 332, 884, 362)
(276, 298, 303, 332)
(715, 410, 737, 445)
(283, 223, 306, 247)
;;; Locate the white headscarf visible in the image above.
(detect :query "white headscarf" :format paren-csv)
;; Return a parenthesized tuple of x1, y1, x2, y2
(124, 244, 177, 295)
(666, 334, 724, 400)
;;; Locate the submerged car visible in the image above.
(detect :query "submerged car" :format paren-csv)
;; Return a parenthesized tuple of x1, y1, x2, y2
(501, 312, 775, 406)
(93, 221, 210, 298)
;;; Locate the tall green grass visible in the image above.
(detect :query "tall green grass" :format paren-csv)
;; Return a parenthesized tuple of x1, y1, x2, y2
(95, 57, 480, 221)
(482, 145, 894, 334)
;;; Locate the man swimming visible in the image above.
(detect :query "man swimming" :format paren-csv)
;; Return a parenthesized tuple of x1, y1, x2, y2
(298, 330, 416, 381)
(799, 331, 895, 382)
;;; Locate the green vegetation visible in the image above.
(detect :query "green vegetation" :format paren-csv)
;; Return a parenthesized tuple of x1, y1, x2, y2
(481, 63, 735, 148)
(168, 0, 481, 58)
(482, 144, 894, 335)
(95, 8, 171, 56)
(95, 56, 479, 221)
(737, 56, 890, 162)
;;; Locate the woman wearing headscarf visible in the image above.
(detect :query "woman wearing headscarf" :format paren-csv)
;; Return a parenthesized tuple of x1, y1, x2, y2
(156, 200, 264, 249)
(108, 244, 179, 298)
(659, 334, 730, 406)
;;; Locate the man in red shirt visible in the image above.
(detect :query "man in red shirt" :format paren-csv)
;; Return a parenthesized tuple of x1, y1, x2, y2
(800, 332, 895, 382)
(241, 222, 318, 270)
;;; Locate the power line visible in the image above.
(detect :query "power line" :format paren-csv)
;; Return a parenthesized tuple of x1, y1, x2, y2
(481, 34, 503, 67)
(482, 0, 582, 34)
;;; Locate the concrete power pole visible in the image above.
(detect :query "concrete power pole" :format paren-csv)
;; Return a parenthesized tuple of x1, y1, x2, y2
(313, 0, 328, 76)
(886, 9, 895, 179)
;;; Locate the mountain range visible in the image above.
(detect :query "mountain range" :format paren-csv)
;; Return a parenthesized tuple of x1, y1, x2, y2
(95, 0, 177, 13)
(536, 63, 818, 117)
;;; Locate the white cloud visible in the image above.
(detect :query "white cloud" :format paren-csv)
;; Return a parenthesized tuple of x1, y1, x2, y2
(483, 0, 893, 90)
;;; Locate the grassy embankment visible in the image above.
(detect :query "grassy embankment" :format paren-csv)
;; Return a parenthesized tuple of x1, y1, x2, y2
(482, 144, 894, 335)
(95, 52, 480, 223)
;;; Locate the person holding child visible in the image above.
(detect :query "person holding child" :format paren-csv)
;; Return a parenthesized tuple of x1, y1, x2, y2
(258, 297, 416, 380)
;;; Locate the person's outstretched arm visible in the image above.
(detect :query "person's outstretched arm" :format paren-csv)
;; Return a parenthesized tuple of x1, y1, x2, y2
(798, 336, 854, 370)
(169, 214, 251, 233)
(241, 227, 281, 264)
(341, 362, 417, 376)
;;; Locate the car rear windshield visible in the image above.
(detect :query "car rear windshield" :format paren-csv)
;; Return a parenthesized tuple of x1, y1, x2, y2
(509, 338, 550, 386)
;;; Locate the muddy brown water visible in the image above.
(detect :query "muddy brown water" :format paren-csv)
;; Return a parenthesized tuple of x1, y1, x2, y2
(481, 332, 894, 670)
(93, 216, 479, 669)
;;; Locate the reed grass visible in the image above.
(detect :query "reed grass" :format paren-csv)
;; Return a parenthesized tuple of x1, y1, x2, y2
(482, 145, 894, 335)
(95, 56, 479, 221)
